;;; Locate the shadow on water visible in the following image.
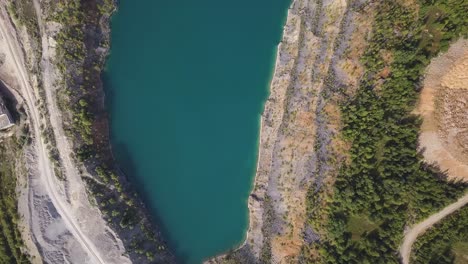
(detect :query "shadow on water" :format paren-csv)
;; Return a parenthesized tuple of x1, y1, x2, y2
(111, 142, 191, 263)
(100, 0, 292, 261)
(103, 72, 191, 263)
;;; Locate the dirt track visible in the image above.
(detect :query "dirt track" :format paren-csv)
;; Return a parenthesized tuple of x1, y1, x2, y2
(0, 1, 134, 263)
(0, 5, 106, 264)
(400, 193, 468, 264)
(401, 39, 468, 264)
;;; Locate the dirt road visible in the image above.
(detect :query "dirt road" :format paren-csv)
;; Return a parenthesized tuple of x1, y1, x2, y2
(400, 193, 468, 264)
(0, 6, 106, 264)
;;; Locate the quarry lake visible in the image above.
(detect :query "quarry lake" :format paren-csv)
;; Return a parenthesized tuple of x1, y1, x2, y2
(104, 1, 290, 263)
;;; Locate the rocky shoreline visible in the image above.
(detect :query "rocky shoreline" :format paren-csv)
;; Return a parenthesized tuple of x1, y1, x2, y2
(59, 1, 178, 263)
(207, 0, 350, 262)
(2, 0, 176, 263)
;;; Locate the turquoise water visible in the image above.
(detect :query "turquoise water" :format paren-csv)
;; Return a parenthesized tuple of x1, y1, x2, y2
(104, 1, 290, 263)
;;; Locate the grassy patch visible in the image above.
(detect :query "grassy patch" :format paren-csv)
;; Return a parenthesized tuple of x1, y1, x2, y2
(8, 0, 37, 29)
(347, 215, 379, 241)
(0, 138, 31, 263)
(308, 0, 468, 263)
(7, 0, 41, 54)
(418, 6, 445, 55)
(453, 242, 468, 264)
(412, 205, 468, 264)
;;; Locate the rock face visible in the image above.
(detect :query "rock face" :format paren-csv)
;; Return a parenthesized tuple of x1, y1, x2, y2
(0, 95, 13, 130)
(0, 1, 132, 263)
(207, 0, 356, 262)
(1, 1, 176, 263)
(245, 0, 347, 261)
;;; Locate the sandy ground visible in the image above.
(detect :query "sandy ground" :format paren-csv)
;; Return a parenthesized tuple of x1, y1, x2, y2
(416, 39, 468, 181)
(0, 1, 130, 263)
(400, 193, 468, 264)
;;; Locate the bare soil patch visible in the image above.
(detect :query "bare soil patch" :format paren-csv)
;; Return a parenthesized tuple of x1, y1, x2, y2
(417, 39, 468, 181)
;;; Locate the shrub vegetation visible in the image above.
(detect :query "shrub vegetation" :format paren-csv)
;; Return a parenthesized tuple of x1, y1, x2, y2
(0, 137, 31, 263)
(306, 0, 468, 263)
(49, 0, 175, 262)
(411, 206, 468, 264)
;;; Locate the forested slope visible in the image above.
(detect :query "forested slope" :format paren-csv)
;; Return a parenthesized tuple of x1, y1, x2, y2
(411, 205, 468, 264)
(0, 136, 30, 263)
(305, 0, 468, 263)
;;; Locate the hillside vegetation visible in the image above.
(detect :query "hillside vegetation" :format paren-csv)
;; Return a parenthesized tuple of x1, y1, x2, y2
(411, 205, 468, 264)
(306, 0, 468, 263)
(46, 0, 175, 262)
(0, 137, 30, 263)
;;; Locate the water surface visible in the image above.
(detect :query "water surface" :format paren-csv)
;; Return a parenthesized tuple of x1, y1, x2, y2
(105, 1, 290, 263)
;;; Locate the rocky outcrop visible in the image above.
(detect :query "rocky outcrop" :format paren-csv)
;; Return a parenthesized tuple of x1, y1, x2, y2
(207, 0, 353, 262)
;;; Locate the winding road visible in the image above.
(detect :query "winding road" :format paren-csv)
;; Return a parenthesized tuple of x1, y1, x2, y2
(0, 5, 105, 264)
(400, 193, 468, 264)
(2, 1, 467, 264)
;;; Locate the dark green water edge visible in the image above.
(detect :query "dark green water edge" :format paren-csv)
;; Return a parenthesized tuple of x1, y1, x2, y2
(103, 1, 291, 263)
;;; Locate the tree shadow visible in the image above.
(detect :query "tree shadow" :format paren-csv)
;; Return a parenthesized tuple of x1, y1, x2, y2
(0, 80, 20, 122)
(112, 142, 190, 263)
